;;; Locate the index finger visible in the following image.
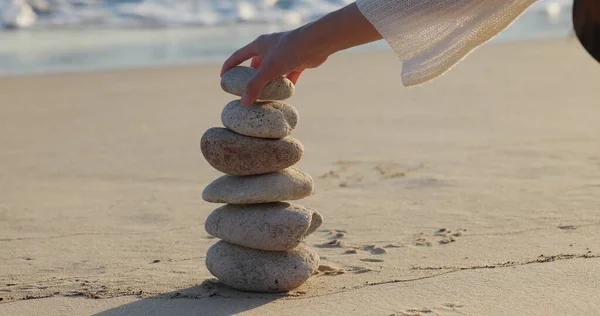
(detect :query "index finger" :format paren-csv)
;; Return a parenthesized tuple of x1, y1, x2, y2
(221, 41, 259, 77)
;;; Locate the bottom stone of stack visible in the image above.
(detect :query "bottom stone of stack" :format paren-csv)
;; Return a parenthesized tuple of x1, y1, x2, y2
(206, 240, 320, 293)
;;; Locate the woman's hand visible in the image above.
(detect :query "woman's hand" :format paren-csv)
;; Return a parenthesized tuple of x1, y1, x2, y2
(220, 2, 382, 106)
(220, 30, 329, 106)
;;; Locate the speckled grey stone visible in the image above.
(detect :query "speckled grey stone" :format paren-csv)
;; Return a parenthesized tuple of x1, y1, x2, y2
(221, 100, 299, 139)
(205, 202, 323, 251)
(205, 241, 320, 292)
(200, 127, 303, 176)
(221, 66, 295, 100)
(202, 167, 313, 204)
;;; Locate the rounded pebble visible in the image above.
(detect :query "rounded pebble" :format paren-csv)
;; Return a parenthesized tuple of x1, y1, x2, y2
(205, 202, 323, 251)
(200, 127, 303, 176)
(206, 241, 319, 293)
(221, 100, 299, 139)
(221, 66, 295, 100)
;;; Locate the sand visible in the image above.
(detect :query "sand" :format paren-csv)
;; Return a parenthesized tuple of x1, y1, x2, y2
(1, 38, 600, 315)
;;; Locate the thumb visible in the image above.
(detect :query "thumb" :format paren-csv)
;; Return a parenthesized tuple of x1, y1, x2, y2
(285, 69, 304, 85)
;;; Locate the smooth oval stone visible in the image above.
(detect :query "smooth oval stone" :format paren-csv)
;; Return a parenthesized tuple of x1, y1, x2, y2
(200, 127, 303, 176)
(205, 202, 323, 251)
(206, 241, 319, 293)
(221, 100, 299, 139)
(203, 167, 313, 204)
(221, 66, 295, 100)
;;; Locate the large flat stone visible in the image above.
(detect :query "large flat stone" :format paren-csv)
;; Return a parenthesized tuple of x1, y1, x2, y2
(200, 127, 303, 176)
(206, 241, 319, 293)
(205, 202, 323, 251)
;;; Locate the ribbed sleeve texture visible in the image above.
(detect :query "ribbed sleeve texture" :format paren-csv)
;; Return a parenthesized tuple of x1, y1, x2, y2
(356, 0, 539, 86)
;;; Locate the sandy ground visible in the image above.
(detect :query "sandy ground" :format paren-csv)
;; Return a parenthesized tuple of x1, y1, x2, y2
(1, 38, 600, 316)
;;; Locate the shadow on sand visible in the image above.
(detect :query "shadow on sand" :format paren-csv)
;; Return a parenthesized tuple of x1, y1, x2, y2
(94, 279, 303, 316)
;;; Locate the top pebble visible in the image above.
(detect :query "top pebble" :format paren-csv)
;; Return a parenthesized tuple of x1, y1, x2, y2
(221, 66, 295, 101)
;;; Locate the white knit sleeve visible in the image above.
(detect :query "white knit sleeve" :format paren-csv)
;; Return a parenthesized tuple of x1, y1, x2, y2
(356, 0, 539, 86)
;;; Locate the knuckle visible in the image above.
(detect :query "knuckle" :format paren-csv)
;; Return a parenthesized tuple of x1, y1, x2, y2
(255, 34, 268, 45)
(254, 33, 277, 51)
(227, 51, 241, 63)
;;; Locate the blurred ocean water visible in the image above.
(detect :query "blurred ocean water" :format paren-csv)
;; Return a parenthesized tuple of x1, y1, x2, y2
(0, 0, 574, 76)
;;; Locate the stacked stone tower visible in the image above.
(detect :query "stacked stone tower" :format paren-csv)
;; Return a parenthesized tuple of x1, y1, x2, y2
(200, 66, 323, 293)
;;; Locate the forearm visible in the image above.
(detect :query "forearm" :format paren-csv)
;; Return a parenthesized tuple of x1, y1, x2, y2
(296, 3, 383, 57)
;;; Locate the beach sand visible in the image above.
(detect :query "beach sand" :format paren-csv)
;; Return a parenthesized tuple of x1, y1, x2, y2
(1, 38, 600, 316)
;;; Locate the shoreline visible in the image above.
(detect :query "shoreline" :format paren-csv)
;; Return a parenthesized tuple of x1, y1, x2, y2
(0, 36, 577, 80)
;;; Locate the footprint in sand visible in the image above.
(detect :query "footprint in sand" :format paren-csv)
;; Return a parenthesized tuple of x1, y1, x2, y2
(360, 258, 385, 263)
(360, 244, 387, 255)
(413, 233, 433, 247)
(347, 266, 373, 274)
(325, 229, 347, 239)
(318, 170, 341, 179)
(443, 303, 464, 309)
(318, 230, 399, 257)
(375, 162, 425, 179)
(384, 243, 403, 248)
(342, 244, 388, 255)
(558, 225, 576, 230)
(318, 160, 425, 187)
(316, 265, 345, 275)
(391, 308, 437, 316)
(316, 239, 345, 248)
(392, 303, 465, 315)
(435, 228, 467, 245)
